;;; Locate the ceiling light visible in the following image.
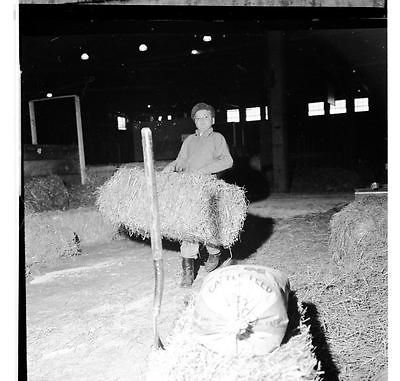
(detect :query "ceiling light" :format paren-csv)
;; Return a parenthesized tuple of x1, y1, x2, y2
(158, 116, 162, 121)
(46, 93, 53, 98)
(139, 44, 148, 52)
(147, 104, 151, 108)
(191, 49, 200, 55)
(167, 115, 172, 120)
(203, 35, 212, 42)
(80, 53, 89, 60)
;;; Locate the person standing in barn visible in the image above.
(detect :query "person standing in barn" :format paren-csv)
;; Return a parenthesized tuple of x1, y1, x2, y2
(162, 102, 234, 287)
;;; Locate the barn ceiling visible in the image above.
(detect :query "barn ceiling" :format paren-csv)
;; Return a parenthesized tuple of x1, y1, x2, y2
(19, 4, 386, 107)
(18, 0, 385, 6)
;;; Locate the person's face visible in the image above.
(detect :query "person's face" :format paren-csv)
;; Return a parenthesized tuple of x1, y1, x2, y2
(194, 110, 214, 132)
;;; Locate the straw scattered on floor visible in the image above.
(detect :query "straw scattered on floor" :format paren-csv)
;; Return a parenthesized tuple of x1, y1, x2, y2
(146, 300, 322, 381)
(325, 196, 388, 379)
(250, 203, 387, 380)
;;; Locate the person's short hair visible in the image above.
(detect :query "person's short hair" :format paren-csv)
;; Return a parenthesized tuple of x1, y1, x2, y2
(191, 102, 215, 120)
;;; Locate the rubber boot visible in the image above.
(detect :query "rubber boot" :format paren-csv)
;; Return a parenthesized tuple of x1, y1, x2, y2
(204, 253, 220, 272)
(180, 258, 195, 288)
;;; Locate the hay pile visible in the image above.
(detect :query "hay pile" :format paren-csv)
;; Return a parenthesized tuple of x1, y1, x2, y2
(67, 170, 115, 209)
(96, 167, 248, 247)
(25, 213, 79, 274)
(24, 207, 120, 274)
(328, 195, 387, 262)
(325, 196, 387, 379)
(24, 175, 69, 213)
(146, 301, 322, 381)
(317, 261, 388, 380)
(240, 203, 387, 379)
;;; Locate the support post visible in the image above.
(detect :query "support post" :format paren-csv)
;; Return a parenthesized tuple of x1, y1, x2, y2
(28, 101, 37, 144)
(267, 31, 289, 192)
(74, 95, 86, 185)
(232, 122, 237, 148)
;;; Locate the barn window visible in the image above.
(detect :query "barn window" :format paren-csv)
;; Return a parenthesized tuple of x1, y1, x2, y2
(354, 97, 369, 112)
(227, 109, 240, 123)
(329, 99, 347, 114)
(308, 102, 325, 116)
(117, 116, 127, 130)
(265, 106, 269, 120)
(245, 107, 261, 121)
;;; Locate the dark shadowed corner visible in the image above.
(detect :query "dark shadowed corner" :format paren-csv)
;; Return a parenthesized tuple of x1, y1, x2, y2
(302, 301, 340, 381)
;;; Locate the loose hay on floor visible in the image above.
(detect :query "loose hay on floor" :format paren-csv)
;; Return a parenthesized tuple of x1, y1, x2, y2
(146, 301, 322, 381)
(24, 174, 69, 213)
(322, 263, 387, 380)
(325, 196, 387, 379)
(249, 208, 387, 380)
(96, 167, 248, 247)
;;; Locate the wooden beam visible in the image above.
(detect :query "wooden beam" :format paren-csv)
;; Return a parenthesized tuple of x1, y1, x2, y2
(19, 0, 385, 6)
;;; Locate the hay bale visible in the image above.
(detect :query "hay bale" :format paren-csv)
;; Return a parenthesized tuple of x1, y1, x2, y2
(96, 167, 248, 247)
(24, 175, 69, 212)
(326, 196, 387, 379)
(146, 302, 322, 381)
(44, 207, 122, 245)
(24, 207, 121, 273)
(328, 196, 387, 263)
(25, 213, 79, 272)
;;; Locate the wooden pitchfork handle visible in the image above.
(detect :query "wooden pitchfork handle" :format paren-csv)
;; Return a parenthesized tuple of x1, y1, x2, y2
(141, 128, 165, 350)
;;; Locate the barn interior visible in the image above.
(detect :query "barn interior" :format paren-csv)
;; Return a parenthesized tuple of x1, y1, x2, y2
(19, 4, 389, 380)
(19, 3, 387, 195)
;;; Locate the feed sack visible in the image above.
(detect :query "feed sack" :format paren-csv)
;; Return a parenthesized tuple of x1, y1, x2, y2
(146, 281, 322, 381)
(96, 167, 248, 247)
(192, 265, 290, 356)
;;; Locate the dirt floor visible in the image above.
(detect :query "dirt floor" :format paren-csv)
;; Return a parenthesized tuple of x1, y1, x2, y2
(26, 193, 364, 381)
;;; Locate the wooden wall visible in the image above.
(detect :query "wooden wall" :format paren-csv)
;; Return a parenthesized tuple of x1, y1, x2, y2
(23, 144, 80, 179)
